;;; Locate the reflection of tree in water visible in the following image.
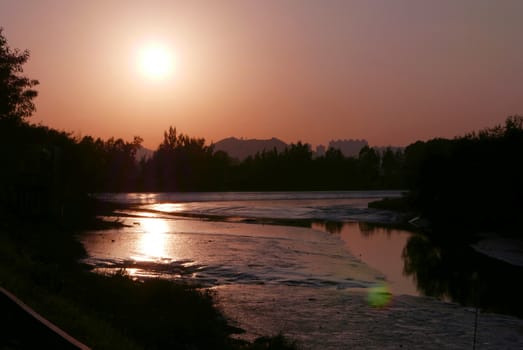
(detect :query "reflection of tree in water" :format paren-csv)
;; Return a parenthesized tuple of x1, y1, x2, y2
(322, 221, 344, 234)
(402, 234, 523, 318)
(358, 222, 395, 237)
(318, 221, 395, 235)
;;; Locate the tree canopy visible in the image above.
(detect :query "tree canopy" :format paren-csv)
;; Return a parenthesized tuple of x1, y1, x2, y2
(0, 28, 39, 122)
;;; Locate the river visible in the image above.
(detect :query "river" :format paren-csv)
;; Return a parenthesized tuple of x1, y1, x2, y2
(81, 191, 523, 349)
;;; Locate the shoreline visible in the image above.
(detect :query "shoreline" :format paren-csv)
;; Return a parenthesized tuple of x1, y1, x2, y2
(471, 235, 523, 267)
(0, 218, 298, 350)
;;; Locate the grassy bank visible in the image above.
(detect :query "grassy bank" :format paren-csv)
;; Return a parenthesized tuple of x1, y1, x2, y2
(0, 218, 298, 350)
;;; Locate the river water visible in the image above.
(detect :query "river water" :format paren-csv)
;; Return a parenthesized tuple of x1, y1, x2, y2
(81, 191, 523, 349)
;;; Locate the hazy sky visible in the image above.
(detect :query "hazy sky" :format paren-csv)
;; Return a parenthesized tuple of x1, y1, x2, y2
(1, 0, 522, 148)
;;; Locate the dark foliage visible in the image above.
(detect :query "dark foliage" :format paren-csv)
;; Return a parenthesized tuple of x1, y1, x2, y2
(0, 28, 39, 122)
(403, 116, 523, 235)
(136, 138, 405, 192)
(18, 126, 402, 194)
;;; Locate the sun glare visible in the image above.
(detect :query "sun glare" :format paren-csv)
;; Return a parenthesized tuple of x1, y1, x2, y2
(138, 218, 169, 259)
(138, 43, 174, 80)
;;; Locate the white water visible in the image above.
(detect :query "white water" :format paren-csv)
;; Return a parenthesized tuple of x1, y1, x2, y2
(81, 191, 523, 349)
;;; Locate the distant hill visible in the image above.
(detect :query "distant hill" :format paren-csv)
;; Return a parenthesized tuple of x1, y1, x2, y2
(135, 146, 154, 161)
(213, 137, 287, 160)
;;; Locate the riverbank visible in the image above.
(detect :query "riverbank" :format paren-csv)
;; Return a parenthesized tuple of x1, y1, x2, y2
(0, 226, 141, 349)
(0, 218, 298, 350)
(471, 234, 523, 268)
(2, 286, 91, 349)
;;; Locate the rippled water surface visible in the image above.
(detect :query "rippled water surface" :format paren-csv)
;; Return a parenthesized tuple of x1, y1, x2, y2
(82, 191, 523, 349)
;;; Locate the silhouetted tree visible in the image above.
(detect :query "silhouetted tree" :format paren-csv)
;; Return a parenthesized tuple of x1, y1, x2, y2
(403, 116, 523, 235)
(316, 147, 347, 189)
(381, 147, 404, 188)
(358, 146, 380, 187)
(280, 142, 313, 189)
(145, 126, 215, 191)
(101, 136, 142, 191)
(0, 28, 39, 123)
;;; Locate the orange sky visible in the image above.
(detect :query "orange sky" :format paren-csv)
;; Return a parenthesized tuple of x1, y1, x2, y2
(1, 1, 522, 149)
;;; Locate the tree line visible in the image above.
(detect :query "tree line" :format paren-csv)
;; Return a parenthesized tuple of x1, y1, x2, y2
(402, 116, 523, 234)
(42, 126, 407, 193)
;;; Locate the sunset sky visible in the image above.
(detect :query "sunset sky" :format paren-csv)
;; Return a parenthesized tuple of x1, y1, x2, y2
(1, 0, 522, 149)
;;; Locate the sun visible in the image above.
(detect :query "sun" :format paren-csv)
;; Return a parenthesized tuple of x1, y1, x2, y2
(138, 43, 174, 80)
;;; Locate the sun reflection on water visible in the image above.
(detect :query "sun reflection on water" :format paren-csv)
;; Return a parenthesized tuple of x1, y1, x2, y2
(136, 217, 170, 260)
(148, 203, 186, 213)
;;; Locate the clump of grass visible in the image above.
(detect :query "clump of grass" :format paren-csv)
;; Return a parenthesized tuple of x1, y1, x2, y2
(68, 273, 233, 349)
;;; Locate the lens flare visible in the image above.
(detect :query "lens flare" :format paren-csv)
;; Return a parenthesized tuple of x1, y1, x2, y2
(367, 282, 392, 308)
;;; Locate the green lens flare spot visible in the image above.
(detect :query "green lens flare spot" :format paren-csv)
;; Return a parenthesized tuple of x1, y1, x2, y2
(367, 283, 392, 308)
